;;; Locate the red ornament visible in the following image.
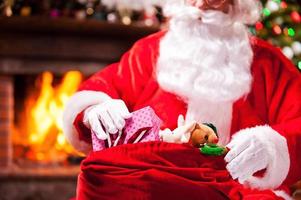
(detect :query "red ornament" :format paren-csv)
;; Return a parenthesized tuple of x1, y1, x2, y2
(291, 11, 301, 23)
(280, 1, 288, 9)
(273, 25, 282, 35)
(255, 22, 264, 31)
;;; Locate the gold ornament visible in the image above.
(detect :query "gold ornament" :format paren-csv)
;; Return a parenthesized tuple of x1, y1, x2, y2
(20, 6, 31, 16)
(1, 0, 14, 17)
(119, 8, 132, 25)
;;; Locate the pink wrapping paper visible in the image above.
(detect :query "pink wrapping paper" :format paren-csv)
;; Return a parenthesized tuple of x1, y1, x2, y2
(92, 106, 162, 152)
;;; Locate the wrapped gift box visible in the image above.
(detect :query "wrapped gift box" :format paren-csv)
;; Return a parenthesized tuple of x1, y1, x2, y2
(92, 106, 162, 151)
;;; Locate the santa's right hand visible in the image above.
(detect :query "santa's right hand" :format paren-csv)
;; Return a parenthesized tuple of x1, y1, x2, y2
(83, 99, 132, 140)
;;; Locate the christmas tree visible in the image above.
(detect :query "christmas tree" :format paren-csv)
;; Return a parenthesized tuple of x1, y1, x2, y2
(253, 0, 301, 71)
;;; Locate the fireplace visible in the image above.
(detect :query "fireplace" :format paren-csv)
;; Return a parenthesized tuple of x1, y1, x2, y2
(0, 16, 158, 199)
(13, 71, 84, 166)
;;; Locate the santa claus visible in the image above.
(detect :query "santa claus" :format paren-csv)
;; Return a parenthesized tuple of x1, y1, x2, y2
(63, 0, 301, 199)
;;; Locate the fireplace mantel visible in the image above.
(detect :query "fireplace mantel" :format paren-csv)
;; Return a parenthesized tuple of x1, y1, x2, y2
(0, 16, 160, 75)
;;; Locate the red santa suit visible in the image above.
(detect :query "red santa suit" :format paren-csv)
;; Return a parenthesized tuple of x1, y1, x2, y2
(63, 31, 301, 199)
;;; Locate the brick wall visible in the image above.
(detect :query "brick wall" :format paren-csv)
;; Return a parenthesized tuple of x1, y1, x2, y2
(0, 76, 13, 168)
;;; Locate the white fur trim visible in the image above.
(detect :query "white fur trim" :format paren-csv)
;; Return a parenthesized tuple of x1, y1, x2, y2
(233, 125, 290, 190)
(62, 90, 111, 154)
(273, 190, 293, 200)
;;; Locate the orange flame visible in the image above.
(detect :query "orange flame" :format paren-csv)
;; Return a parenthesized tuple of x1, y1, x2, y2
(15, 71, 83, 162)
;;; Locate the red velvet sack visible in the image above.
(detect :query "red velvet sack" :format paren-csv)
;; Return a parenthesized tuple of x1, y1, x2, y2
(77, 142, 282, 200)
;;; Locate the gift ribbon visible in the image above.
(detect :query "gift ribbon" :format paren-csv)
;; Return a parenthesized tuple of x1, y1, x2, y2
(127, 127, 152, 144)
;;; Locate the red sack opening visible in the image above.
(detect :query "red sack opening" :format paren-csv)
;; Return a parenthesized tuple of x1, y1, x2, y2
(76, 142, 281, 200)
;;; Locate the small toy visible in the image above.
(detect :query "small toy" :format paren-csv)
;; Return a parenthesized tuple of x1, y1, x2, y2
(188, 123, 219, 148)
(188, 123, 228, 156)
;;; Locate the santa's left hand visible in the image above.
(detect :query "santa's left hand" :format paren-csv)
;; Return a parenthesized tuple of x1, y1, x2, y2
(224, 133, 269, 184)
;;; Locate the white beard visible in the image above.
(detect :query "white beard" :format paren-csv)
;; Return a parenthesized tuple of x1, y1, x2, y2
(156, 6, 254, 144)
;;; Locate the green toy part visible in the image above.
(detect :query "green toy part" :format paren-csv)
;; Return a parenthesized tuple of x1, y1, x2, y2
(200, 144, 228, 156)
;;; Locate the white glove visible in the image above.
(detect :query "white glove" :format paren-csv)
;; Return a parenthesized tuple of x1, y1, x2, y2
(83, 99, 132, 142)
(160, 115, 196, 143)
(224, 132, 269, 184)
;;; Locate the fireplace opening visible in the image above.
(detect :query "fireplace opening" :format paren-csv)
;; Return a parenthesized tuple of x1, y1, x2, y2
(12, 71, 84, 168)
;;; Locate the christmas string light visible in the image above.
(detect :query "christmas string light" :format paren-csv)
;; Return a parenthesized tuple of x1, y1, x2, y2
(263, 8, 271, 16)
(255, 22, 264, 30)
(292, 42, 301, 55)
(280, 1, 288, 9)
(266, 0, 280, 12)
(287, 28, 295, 37)
(273, 25, 282, 34)
(291, 11, 301, 23)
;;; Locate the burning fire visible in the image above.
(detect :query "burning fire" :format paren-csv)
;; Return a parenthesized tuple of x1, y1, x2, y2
(14, 71, 83, 163)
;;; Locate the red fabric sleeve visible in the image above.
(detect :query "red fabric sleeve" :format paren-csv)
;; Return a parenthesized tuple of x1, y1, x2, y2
(252, 40, 301, 186)
(73, 32, 163, 141)
(78, 33, 162, 110)
(270, 65, 301, 186)
(73, 110, 91, 144)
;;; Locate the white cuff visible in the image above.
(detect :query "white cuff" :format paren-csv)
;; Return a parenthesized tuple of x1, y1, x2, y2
(273, 190, 293, 200)
(233, 125, 290, 190)
(62, 90, 111, 154)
